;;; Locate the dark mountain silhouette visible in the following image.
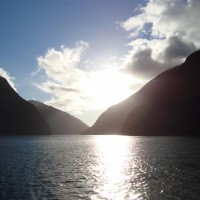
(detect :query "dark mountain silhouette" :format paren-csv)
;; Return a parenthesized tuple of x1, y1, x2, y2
(0, 76, 51, 135)
(29, 100, 89, 135)
(85, 50, 200, 135)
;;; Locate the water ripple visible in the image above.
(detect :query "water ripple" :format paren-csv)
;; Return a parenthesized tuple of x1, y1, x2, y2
(0, 136, 200, 199)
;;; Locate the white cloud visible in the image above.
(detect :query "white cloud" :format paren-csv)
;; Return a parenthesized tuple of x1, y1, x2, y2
(34, 42, 139, 117)
(37, 41, 89, 85)
(0, 68, 17, 91)
(34, 41, 90, 113)
(120, 0, 199, 79)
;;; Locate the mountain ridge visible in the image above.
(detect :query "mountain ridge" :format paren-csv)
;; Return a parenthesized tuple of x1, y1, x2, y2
(29, 100, 89, 135)
(0, 76, 88, 135)
(84, 50, 200, 136)
(0, 76, 51, 135)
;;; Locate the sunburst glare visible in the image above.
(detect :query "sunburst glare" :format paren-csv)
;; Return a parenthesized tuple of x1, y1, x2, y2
(83, 68, 136, 109)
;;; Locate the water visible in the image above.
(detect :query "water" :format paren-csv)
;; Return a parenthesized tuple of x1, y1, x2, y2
(0, 135, 200, 200)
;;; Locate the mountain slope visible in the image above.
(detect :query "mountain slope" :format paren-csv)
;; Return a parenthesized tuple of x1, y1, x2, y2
(29, 100, 89, 135)
(85, 50, 200, 135)
(0, 76, 51, 135)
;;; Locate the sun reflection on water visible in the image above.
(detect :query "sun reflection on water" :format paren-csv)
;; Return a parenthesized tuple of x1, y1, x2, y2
(90, 135, 141, 200)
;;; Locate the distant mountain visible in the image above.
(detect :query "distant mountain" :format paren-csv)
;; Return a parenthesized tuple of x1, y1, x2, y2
(85, 50, 200, 136)
(0, 76, 51, 135)
(29, 100, 89, 135)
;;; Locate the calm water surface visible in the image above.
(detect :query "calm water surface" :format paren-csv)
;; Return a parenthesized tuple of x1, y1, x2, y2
(0, 135, 200, 200)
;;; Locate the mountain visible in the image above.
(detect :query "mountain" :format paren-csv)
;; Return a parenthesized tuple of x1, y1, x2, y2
(29, 100, 89, 135)
(0, 76, 51, 135)
(85, 50, 200, 136)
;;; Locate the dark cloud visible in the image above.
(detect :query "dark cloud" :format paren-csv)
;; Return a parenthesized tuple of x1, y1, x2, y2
(164, 36, 197, 61)
(48, 85, 80, 93)
(125, 48, 165, 79)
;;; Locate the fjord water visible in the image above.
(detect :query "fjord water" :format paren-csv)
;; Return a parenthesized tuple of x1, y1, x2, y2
(0, 136, 200, 200)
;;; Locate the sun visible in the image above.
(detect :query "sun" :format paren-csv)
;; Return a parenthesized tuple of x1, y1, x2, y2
(84, 67, 136, 109)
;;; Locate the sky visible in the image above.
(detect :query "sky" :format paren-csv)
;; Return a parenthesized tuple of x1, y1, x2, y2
(0, 0, 200, 126)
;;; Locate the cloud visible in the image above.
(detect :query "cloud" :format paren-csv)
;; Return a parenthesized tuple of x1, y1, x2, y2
(163, 36, 196, 61)
(0, 68, 17, 91)
(34, 41, 91, 113)
(34, 42, 137, 116)
(120, 0, 199, 79)
(37, 41, 89, 84)
(122, 47, 165, 78)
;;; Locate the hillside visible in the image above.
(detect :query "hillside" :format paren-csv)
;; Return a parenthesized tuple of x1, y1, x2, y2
(0, 76, 51, 135)
(85, 50, 200, 135)
(29, 100, 89, 135)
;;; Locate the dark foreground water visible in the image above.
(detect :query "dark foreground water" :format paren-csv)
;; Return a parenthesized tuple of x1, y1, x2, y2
(0, 135, 200, 200)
